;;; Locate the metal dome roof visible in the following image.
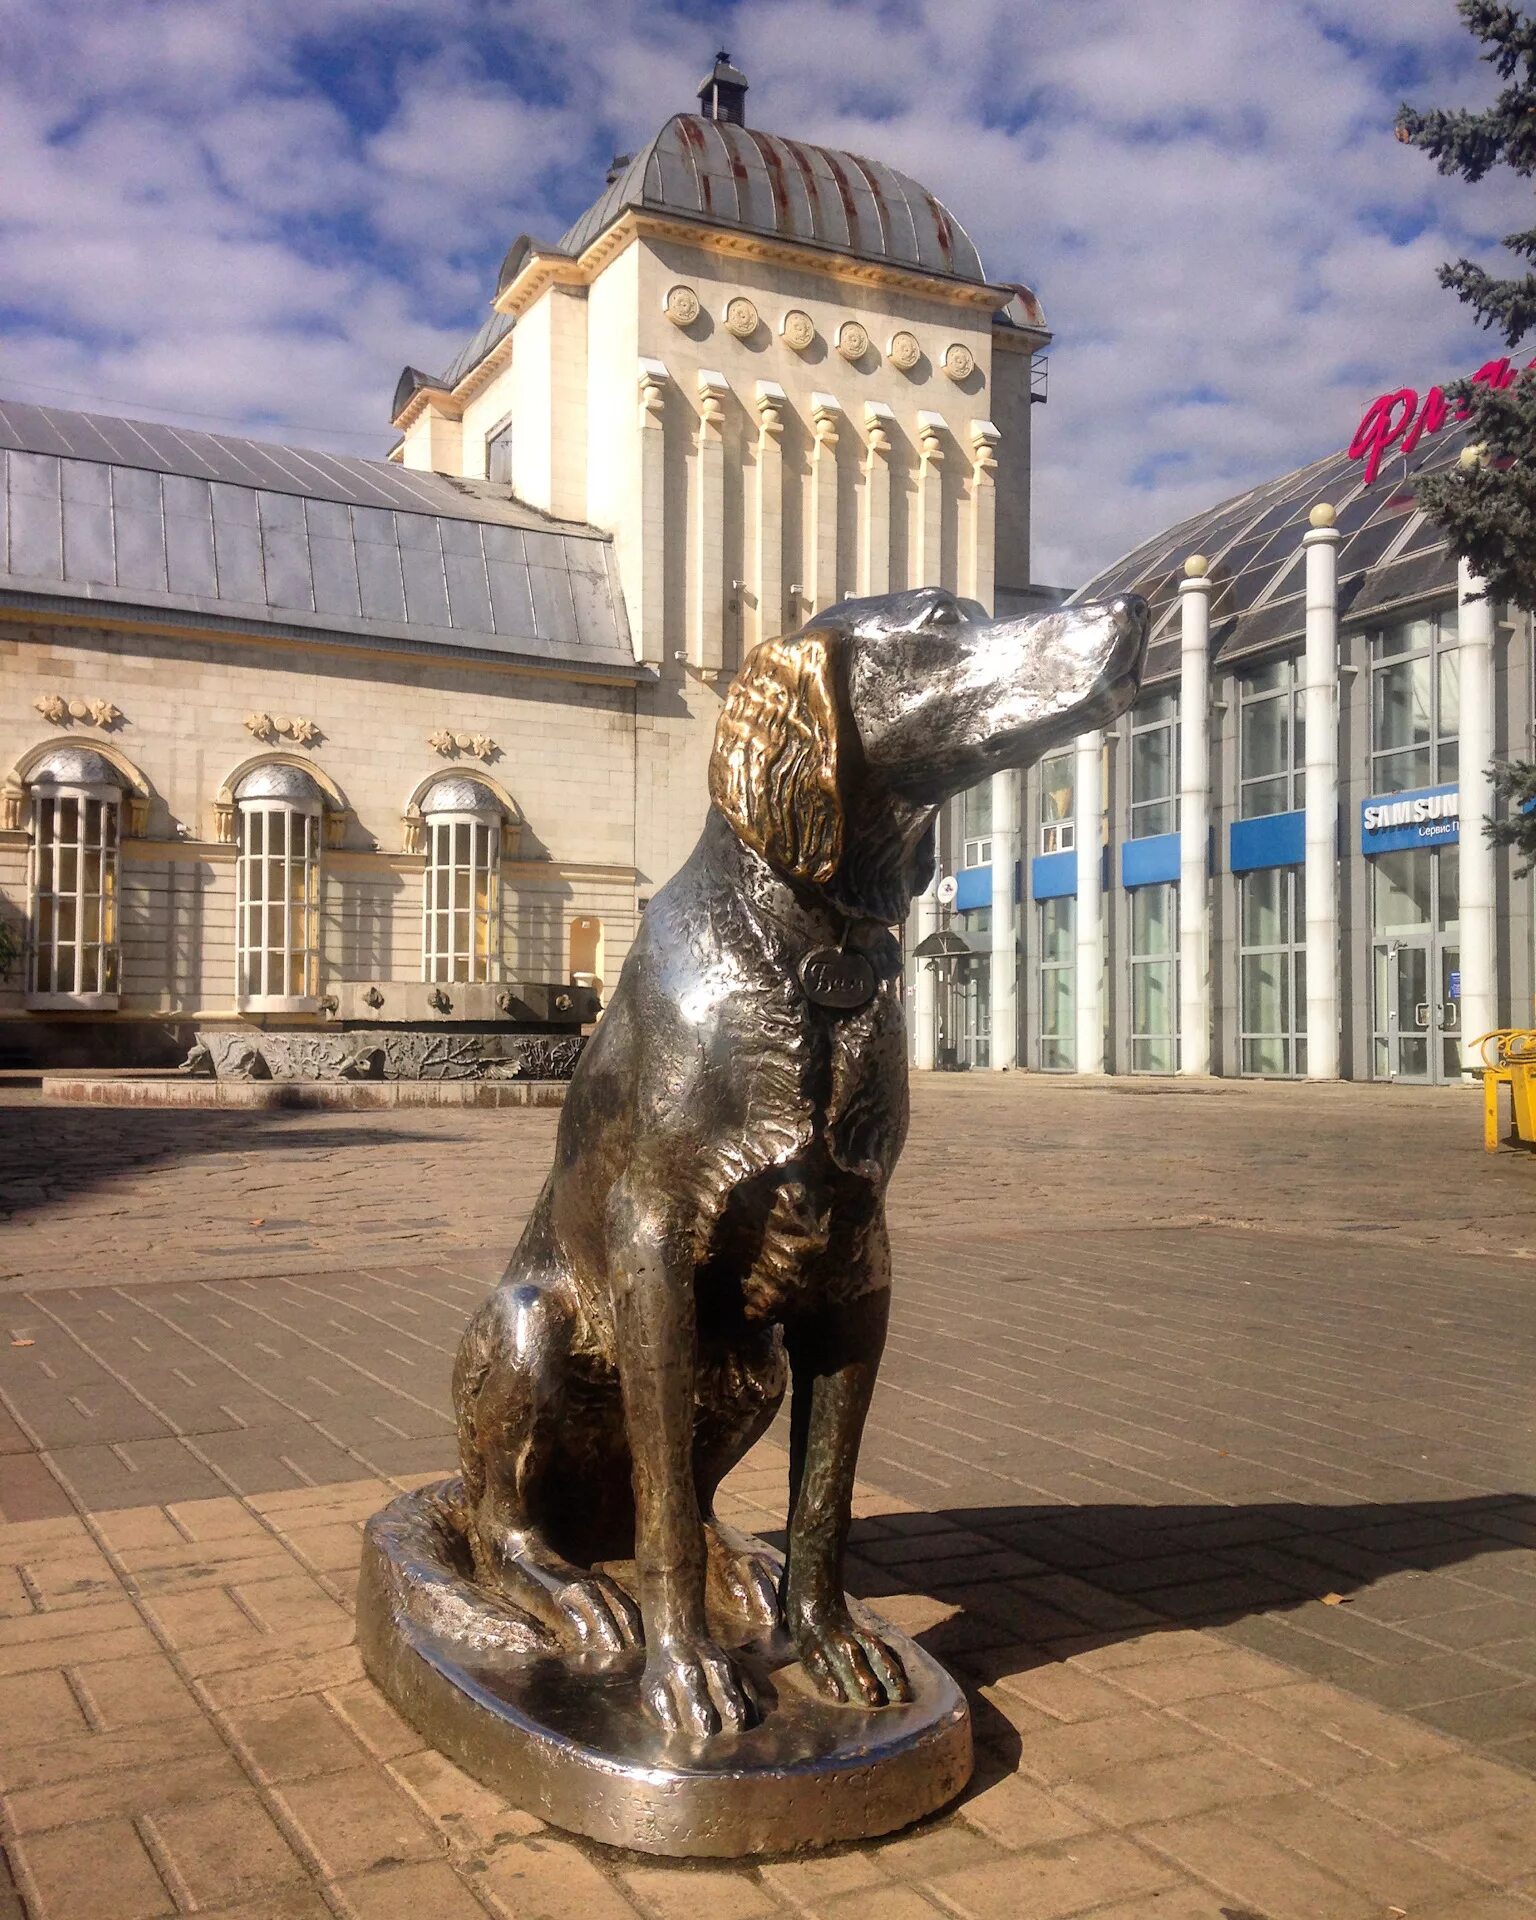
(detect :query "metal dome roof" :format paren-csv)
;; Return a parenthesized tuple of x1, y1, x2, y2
(556, 115, 987, 284)
(419, 774, 502, 817)
(234, 762, 327, 806)
(30, 747, 124, 789)
(1073, 416, 1472, 684)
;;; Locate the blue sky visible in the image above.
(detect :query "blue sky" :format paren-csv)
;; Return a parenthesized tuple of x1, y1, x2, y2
(0, 0, 1526, 582)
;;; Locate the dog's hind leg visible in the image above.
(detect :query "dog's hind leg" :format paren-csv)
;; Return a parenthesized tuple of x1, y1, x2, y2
(454, 1278, 641, 1653)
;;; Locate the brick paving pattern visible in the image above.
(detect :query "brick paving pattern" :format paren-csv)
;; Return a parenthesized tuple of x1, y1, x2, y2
(1, 1077, 1534, 1916)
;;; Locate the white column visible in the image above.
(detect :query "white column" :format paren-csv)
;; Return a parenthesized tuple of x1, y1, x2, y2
(964, 419, 1000, 603)
(1459, 555, 1498, 1067)
(1074, 729, 1104, 1072)
(1178, 559, 1213, 1074)
(1303, 504, 1341, 1079)
(690, 370, 728, 673)
(753, 381, 785, 647)
(912, 879, 938, 1070)
(810, 393, 841, 614)
(860, 402, 893, 597)
(990, 769, 1019, 1068)
(634, 359, 670, 665)
(916, 412, 945, 588)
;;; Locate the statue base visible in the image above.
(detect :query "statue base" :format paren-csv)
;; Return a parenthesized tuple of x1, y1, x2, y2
(357, 1482, 972, 1858)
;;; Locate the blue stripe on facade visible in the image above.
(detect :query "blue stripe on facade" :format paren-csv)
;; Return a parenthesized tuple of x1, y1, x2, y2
(1230, 810, 1305, 873)
(1120, 831, 1181, 889)
(1031, 849, 1077, 900)
(954, 864, 991, 911)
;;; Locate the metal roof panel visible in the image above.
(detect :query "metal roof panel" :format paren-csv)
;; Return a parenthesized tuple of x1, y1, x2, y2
(0, 402, 633, 669)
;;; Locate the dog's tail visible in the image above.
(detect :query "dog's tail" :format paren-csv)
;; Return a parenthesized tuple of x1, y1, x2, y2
(358, 1478, 552, 1657)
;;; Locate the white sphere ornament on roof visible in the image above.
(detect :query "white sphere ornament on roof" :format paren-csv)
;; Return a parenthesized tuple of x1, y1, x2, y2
(1459, 442, 1487, 470)
(1183, 554, 1209, 579)
(664, 285, 701, 328)
(1308, 502, 1337, 528)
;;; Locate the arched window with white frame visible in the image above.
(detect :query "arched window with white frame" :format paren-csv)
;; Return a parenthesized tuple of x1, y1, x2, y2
(26, 747, 123, 1008)
(420, 776, 502, 983)
(234, 764, 323, 1010)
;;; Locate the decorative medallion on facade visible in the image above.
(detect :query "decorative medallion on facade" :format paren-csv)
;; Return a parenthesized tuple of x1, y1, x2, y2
(780, 309, 815, 352)
(664, 284, 701, 328)
(723, 296, 760, 340)
(428, 729, 498, 762)
(33, 693, 124, 730)
(244, 713, 322, 747)
(888, 330, 922, 372)
(943, 343, 976, 383)
(836, 321, 870, 363)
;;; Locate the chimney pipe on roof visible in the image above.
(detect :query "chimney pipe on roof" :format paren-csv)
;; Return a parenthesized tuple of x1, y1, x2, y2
(697, 50, 748, 126)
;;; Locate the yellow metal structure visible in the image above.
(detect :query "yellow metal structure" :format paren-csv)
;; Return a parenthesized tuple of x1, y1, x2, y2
(1473, 1030, 1536, 1150)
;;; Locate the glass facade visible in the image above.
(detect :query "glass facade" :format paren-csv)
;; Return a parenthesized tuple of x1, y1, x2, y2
(960, 781, 992, 869)
(1038, 895, 1075, 1070)
(1238, 656, 1305, 817)
(1239, 868, 1306, 1076)
(1038, 749, 1075, 854)
(1130, 693, 1178, 838)
(1370, 612, 1459, 792)
(1129, 881, 1178, 1072)
(948, 905, 991, 1068)
(1371, 847, 1461, 1083)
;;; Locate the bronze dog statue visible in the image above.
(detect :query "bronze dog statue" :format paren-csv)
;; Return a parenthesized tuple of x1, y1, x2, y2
(437, 585, 1148, 1741)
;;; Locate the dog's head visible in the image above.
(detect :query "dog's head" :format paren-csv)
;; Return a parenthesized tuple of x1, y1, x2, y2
(708, 585, 1147, 923)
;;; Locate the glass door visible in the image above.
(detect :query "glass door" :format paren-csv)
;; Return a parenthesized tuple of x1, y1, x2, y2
(1438, 943, 1461, 1080)
(1374, 939, 1431, 1082)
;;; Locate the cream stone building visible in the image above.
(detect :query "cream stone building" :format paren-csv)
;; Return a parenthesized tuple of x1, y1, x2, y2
(0, 57, 1048, 1067)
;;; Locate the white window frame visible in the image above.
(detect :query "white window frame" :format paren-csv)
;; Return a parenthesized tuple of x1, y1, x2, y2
(1129, 693, 1180, 841)
(1038, 748, 1077, 855)
(236, 798, 320, 1011)
(27, 779, 121, 1010)
(422, 810, 501, 983)
(962, 835, 993, 869)
(1238, 656, 1305, 819)
(1037, 895, 1075, 1071)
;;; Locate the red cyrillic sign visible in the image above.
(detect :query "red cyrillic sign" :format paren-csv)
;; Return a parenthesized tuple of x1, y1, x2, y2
(1347, 356, 1531, 484)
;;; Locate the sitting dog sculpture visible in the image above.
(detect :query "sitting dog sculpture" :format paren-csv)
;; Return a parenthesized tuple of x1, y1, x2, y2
(385, 586, 1148, 1750)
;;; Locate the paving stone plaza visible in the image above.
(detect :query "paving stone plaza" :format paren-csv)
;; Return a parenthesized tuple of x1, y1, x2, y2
(1, 1075, 1533, 1919)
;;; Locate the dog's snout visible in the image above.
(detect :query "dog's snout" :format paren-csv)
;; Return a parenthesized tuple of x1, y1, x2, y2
(1110, 595, 1149, 639)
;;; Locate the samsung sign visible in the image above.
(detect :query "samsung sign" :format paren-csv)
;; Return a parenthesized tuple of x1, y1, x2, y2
(1360, 784, 1460, 854)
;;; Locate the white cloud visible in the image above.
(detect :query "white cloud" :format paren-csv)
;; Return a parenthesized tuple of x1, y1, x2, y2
(0, 0, 1527, 577)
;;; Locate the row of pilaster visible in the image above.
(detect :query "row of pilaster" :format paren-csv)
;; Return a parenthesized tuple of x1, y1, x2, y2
(630, 359, 1001, 667)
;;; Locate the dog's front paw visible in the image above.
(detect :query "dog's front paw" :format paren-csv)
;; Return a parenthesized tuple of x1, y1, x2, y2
(641, 1633, 761, 1737)
(792, 1605, 911, 1707)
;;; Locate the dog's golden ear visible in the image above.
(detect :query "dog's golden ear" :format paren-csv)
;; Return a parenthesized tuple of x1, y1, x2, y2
(709, 632, 844, 883)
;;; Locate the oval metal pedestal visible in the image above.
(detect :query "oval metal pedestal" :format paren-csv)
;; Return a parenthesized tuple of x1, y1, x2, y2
(357, 1482, 972, 1858)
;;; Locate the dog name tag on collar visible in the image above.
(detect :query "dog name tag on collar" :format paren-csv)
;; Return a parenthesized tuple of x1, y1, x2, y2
(799, 946, 876, 1011)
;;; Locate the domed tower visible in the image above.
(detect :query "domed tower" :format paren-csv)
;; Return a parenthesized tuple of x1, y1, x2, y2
(390, 63, 1048, 879)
